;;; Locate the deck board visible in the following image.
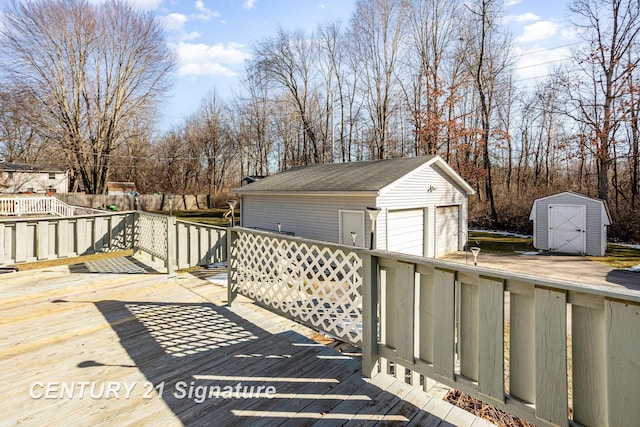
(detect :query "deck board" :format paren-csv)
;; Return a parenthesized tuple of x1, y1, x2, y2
(0, 257, 489, 426)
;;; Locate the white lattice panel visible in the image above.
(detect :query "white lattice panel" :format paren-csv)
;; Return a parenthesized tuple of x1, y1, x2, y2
(233, 231, 363, 344)
(136, 213, 168, 260)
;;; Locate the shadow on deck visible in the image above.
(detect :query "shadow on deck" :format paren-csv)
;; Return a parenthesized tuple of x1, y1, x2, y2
(91, 299, 454, 426)
(0, 256, 485, 426)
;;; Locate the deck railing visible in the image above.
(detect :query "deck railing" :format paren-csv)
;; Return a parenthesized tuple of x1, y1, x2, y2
(1, 210, 227, 272)
(0, 211, 135, 264)
(133, 212, 227, 275)
(227, 226, 640, 427)
(0, 196, 102, 217)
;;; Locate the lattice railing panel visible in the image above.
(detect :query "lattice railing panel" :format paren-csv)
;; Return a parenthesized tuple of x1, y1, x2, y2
(233, 231, 363, 344)
(136, 213, 168, 260)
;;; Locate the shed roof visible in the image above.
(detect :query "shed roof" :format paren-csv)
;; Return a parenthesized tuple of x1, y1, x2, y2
(529, 191, 611, 224)
(234, 156, 475, 195)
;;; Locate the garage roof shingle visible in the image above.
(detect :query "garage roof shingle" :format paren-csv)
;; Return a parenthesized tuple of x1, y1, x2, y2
(235, 156, 436, 193)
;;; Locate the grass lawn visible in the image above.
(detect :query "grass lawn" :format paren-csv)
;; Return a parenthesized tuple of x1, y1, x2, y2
(149, 209, 235, 227)
(588, 244, 640, 268)
(468, 231, 534, 254)
(470, 230, 640, 267)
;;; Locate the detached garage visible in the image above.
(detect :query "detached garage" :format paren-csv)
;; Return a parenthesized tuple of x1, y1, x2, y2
(234, 156, 475, 258)
(529, 191, 611, 256)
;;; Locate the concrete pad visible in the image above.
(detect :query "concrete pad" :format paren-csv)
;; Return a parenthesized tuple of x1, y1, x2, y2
(443, 251, 640, 293)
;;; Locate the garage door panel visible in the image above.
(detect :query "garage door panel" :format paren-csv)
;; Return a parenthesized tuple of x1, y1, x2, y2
(436, 206, 459, 258)
(388, 209, 423, 257)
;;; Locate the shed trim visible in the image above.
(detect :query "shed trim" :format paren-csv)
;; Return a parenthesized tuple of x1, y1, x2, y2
(529, 191, 611, 225)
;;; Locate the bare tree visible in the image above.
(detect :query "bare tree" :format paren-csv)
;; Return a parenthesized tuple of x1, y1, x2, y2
(1, 0, 174, 193)
(460, 0, 512, 226)
(564, 0, 640, 204)
(0, 83, 51, 163)
(249, 28, 324, 165)
(349, 0, 405, 159)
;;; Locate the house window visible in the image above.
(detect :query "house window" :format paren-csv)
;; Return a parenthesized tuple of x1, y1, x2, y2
(7, 171, 14, 179)
(49, 173, 56, 180)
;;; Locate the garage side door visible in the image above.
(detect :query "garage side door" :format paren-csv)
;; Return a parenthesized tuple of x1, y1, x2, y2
(549, 204, 586, 254)
(387, 209, 424, 256)
(436, 206, 459, 258)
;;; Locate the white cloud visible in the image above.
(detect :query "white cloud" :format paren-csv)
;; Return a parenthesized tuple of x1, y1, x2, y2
(503, 12, 540, 24)
(194, 0, 220, 20)
(513, 45, 572, 82)
(170, 42, 251, 77)
(319, 3, 329, 8)
(243, 0, 257, 10)
(127, 0, 163, 10)
(160, 13, 201, 41)
(517, 21, 559, 43)
(505, 0, 523, 6)
(89, 0, 162, 10)
(161, 13, 188, 31)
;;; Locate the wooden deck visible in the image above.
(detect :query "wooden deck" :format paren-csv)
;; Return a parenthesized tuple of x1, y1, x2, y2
(0, 256, 493, 426)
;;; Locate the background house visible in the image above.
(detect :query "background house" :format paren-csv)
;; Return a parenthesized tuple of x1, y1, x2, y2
(529, 191, 611, 256)
(234, 156, 475, 258)
(0, 162, 68, 194)
(106, 181, 137, 195)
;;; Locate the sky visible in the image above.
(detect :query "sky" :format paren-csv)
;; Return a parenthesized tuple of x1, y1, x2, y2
(0, 0, 583, 133)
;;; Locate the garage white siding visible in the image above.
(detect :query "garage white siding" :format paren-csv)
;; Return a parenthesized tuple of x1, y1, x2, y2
(241, 194, 375, 245)
(387, 209, 424, 256)
(237, 156, 474, 259)
(376, 163, 467, 258)
(435, 206, 459, 257)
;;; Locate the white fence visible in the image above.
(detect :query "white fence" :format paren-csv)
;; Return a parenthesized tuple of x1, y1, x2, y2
(227, 227, 640, 427)
(230, 229, 362, 344)
(0, 212, 135, 264)
(0, 196, 102, 217)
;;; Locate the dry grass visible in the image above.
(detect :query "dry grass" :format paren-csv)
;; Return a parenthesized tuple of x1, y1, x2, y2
(445, 390, 536, 427)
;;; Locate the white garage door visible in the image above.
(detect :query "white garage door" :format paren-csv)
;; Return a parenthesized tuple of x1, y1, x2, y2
(387, 209, 424, 256)
(436, 206, 459, 258)
(549, 204, 586, 254)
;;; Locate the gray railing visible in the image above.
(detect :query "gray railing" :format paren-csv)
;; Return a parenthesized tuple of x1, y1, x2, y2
(227, 226, 640, 427)
(175, 218, 226, 269)
(0, 211, 135, 264)
(133, 212, 227, 275)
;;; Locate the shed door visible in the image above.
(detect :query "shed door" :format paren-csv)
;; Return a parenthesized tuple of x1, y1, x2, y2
(387, 209, 424, 256)
(549, 204, 586, 254)
(436, 205, 459, 258)
(339, 210, 365, 247)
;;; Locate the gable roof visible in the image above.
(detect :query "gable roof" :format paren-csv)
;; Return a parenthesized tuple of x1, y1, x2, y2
(234, 156, 475, 195)
(0, 162, 65, 173)
(529, 191, 611, 224)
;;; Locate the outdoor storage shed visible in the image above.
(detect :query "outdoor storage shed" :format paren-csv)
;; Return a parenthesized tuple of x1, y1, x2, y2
(234, 156, 475, 258)
(529, 191, 611, 256)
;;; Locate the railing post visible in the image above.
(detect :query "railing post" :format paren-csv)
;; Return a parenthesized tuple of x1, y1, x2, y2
(167, 215, 176, 277)
(361, 252, 379, 378)
(227, 227, 238, 306)
(132, 211, 139, 255)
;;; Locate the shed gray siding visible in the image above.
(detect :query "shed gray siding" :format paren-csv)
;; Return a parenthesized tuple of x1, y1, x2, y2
(241, 194, 376, 246)
(531, 193, 608, 256)
(376, 163, 468, 257)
